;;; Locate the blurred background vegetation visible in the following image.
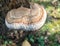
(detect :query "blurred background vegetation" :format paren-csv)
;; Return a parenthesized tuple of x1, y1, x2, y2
(0, 0, 60, 46)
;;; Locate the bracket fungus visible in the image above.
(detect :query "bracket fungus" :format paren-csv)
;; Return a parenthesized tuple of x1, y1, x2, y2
(5, 3, 47, 31)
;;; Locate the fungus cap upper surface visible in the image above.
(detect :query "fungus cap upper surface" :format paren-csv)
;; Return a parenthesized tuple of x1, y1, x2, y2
(5, 3, 47, 31)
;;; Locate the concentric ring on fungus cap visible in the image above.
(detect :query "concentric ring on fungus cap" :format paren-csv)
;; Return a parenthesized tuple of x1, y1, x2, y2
(31, 6, 44, 24)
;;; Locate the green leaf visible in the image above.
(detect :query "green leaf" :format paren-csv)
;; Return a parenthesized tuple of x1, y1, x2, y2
(30, 38, 34, 43)
(9, 41, 13, 44)
(37, 36, 44, 43)
(0, 36, 2, 39)
(4, 41, 8, 44)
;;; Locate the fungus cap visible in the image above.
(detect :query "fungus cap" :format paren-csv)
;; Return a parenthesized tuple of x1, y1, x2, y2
(5, 3, 47, 31)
